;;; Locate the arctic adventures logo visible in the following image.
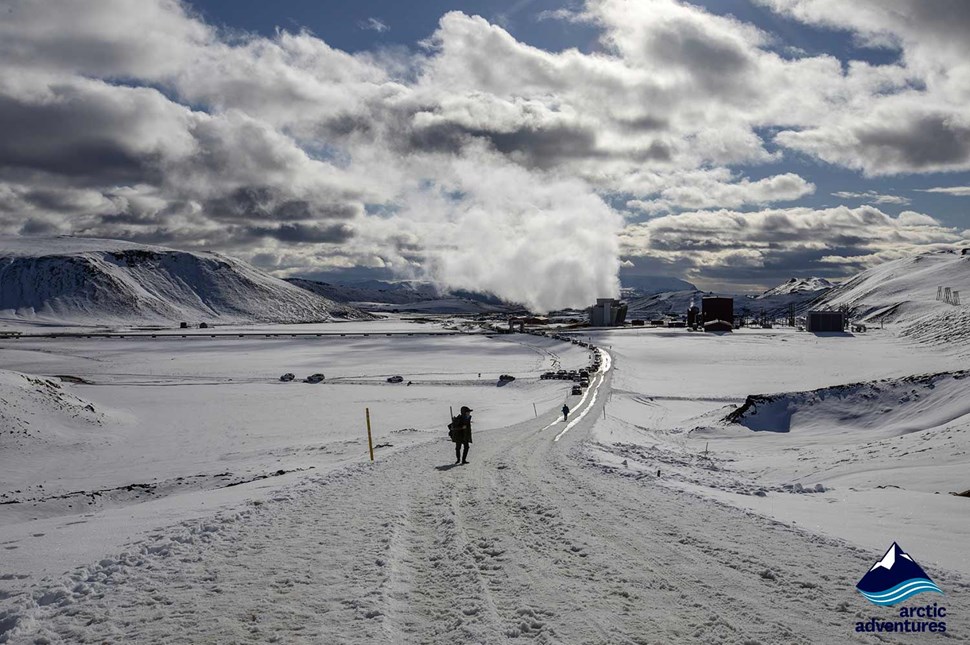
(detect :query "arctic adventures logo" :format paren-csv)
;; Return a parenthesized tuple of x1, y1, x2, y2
(854, 542, 947, 635)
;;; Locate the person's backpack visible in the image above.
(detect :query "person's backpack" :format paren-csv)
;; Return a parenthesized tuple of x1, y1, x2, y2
(447, 415, 462, 441)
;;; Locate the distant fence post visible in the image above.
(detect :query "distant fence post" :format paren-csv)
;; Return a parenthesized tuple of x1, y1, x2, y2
(366, 408, 374, 462)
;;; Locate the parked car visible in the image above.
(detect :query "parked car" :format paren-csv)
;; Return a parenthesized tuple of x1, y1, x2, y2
(540, 372, 555, 380)
(499, 374, 516, 382)
(280, 373, 295, 382)
(305, 373, 326, 383)
(580, 378, 590, 388)
(571, 385, 582, 395)
(387, 375, 404, 383)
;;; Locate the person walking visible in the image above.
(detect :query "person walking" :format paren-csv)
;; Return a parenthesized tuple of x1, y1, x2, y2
(562, 404, 569, 421)
(450, 405, 473, 464)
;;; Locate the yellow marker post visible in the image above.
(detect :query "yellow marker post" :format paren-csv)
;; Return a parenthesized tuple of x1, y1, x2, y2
(366, 407, 374, 461)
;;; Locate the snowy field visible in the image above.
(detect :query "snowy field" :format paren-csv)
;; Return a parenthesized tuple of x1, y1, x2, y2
(2, 319, 969, 643)
(0, 323, 589, 575)
(584, 325, 970, 577)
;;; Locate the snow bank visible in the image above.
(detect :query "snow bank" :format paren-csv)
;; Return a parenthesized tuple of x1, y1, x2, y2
(724, 370, 970, 436)
(0, 369, 102, 451)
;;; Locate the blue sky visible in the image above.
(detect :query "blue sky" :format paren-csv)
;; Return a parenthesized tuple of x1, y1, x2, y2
(190, 0, 603, 54)
(1, 0, 968, 306)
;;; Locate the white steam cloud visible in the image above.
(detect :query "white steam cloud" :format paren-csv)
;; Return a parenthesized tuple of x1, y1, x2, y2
(403, 159, 621, 312)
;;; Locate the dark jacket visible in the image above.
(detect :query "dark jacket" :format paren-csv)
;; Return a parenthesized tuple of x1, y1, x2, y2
(450, 412, 472, 444)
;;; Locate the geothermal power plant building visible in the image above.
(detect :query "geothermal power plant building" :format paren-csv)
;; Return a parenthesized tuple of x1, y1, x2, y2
(590, 298, 628, 327)
(805, 310, 846, 332)
(702, 297, 734, 332)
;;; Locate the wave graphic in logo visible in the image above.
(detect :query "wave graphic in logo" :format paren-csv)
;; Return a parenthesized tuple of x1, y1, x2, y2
(857, 542, 943, 606)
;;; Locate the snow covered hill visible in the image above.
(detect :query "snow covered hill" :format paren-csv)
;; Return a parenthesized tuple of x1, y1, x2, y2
(0, 237, 370, 325)
(815, 249, 970, 346)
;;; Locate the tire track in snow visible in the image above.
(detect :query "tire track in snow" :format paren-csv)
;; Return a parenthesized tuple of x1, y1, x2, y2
(551, 349, 611, 441)
(381, 478, 505, 643)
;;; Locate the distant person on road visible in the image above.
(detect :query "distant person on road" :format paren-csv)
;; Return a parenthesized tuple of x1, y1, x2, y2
(562, 404, 569, 421)
(449, 405, 473, 465)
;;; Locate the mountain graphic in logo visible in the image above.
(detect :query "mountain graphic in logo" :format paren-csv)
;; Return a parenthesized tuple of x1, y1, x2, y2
(856, 542, 943, 606)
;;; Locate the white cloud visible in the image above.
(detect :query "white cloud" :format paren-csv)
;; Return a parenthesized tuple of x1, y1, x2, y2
(630, 171, 815, 213)
(757, 0, 970, 175)
(775, 103, 970, 176)
(832, 190, 911, 205)
(619, 205, 966, 289)
(0, 0, 212, 80)
(916, 186, 970, 197)
(359, 18, 390, 33)
(895, 210, 940, 226)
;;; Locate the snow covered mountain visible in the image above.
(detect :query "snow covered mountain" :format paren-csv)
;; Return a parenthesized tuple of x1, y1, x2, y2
(735, 276, 836, 318)
(0, 237, 370, 325)
(287, 277, 519, 314)
(756, 277, 836, 298)
(619, 274, 697, 296)
(815, 249, 970, 346)
(286, 278, 438, 305)
(633, 253, 967, 330)
(626, 289, 706, 319)
(626, 277, 832, 321)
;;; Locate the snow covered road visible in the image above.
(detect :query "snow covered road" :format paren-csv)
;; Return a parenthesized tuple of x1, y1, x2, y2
(5, 349, 967, 644)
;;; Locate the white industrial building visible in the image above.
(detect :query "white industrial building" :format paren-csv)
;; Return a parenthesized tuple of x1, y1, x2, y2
(589, 298, 627, 327)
